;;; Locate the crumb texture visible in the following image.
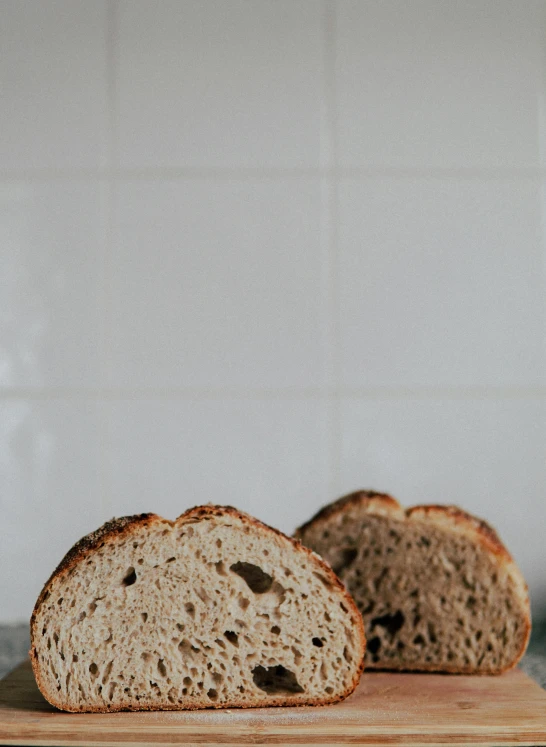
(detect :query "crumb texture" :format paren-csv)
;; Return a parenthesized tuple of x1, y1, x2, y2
(31, 507, 364, 711)
(297, 498, 529, 674)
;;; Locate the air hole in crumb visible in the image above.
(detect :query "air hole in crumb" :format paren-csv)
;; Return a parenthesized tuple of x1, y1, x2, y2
(166, 557, 176, 563)
(224, 631, 239, 646)
(371, 610, 405, 638)
(158, 659, 167, 677)
(141, 612, 148, 622)
(53, 632, 59, 644)
(215, 561, 226, 576)
(325, 686, 334, 694)
(252, 665, 304, 694)
(137, 558, 144, 565)
(238, 596, 250, 610)
(122, 567, 137, 586)
(413, 634, 425, 646)
(185, 603, 195, 617)
(313, 572, 334, 590)
(230, 562, 273, 593)
(89, 663, 98, 677)
(207, 688, 218, 700)
(333, 547, 357, 575)
(343, 646, 352, 663)
(312, 637, 323, 647)
(339, 602, 348, 613)
(271, 625, 281, 635)
(72, 654, 78, 662)
(367, 637, 381, 655)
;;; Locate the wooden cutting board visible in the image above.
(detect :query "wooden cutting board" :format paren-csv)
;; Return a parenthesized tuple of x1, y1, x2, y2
(1, 660, 546, 746)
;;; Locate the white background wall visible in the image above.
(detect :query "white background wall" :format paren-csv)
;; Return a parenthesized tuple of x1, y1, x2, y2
(1, 0, 545, 622)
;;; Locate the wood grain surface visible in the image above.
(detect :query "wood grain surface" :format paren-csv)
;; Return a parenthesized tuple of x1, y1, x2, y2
(1, 660, 546, 746)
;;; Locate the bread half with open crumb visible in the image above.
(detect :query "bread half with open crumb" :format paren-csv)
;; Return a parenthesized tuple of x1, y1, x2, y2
(295, 491, 530, 674)
(30, 504, 365, 712)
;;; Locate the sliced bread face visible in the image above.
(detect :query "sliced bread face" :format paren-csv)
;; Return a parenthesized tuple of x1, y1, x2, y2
(295, 492, 530, 674)
(30, 505, 365, 712)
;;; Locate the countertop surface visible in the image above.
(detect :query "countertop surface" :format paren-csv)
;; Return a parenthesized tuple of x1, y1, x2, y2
(1, 620, 545, 688)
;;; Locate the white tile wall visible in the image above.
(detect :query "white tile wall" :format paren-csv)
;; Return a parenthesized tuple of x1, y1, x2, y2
(338, 178, 546, 388)
(2, 0, 546, 621)
(336, 0, 545, 167)
(104, 397, 330, 533)
(0, 182, 104, 388)
(0, 1, 108, 171)
(107, 179, 328, 388)
(116, 0, 325, 168)
(0, 399, 102, 621)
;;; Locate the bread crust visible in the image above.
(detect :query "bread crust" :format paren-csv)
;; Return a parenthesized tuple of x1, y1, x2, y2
(295, 490, 403, 537)
(295, 490, 531, 675)
(30, 504, 365, 712)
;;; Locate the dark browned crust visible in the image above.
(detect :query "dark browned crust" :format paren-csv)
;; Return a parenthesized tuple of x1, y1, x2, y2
(405, 504, 512, 563)
(295, 490, 401, 539)
(30, 505, 365, 713)
(296, 493, 531, 676)
(30, 513, 160, 631)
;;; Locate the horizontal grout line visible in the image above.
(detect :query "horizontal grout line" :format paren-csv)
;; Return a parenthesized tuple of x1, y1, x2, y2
(1, 166, 546, 181)
(2, 386, 546, 400)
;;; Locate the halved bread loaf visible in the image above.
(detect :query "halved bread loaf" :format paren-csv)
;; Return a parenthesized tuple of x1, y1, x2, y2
(30, 504, 365, 712)
(295, 491, 530, 674)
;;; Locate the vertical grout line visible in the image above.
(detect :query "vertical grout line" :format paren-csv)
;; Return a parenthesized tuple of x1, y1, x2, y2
(323, 0, 341, 496)
(537, 1, 546, 167)
(329, 177, 342, 497)
(538, 0, 546, 384)
(324, 0, 338, 170)
(97, 0, 119, 520)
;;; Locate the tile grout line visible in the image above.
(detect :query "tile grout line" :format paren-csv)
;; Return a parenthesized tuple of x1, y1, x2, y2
(539, 2, 546, 379)
(97, 0, 120, 521)
(2, 387, 546, 400)
(324, 0, 341, 496)
(3, 167, 546, 181)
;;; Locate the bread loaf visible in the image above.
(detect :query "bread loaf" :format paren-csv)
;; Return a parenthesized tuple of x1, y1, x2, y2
(295, 491, 530, 674)
(30, 504, 365, 712)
